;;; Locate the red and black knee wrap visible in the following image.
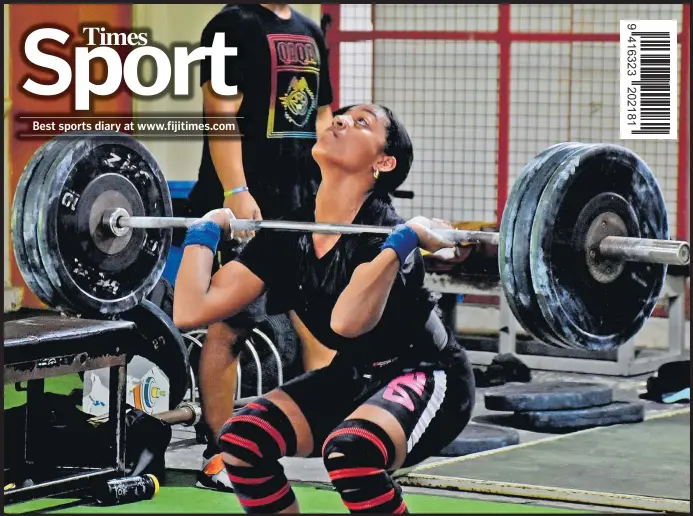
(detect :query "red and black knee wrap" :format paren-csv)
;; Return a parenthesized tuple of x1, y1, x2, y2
(322, 419, 408, 514)
(218, 398, 297, 513)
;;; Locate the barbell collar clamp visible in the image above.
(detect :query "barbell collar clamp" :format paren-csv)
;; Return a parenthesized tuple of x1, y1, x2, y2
(599, 236, 690, 267)
(103, 208, 130, 238)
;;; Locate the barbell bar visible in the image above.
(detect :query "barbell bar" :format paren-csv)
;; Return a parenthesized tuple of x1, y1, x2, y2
(111, 213, 689, 266)
(109, 212, 501, 245)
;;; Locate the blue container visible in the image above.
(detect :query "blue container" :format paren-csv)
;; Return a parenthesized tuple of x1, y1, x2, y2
(168, 181, 196, 200)
(163, 181, 195, 287)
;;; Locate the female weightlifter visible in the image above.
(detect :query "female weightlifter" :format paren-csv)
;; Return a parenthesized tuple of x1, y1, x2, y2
(173, 104, 475, 513)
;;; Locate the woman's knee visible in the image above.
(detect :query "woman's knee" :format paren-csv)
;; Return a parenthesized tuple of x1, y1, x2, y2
(322, 420, 410, 513)
(218, 398, 300, 514)
(217, 397, 298, 463)
(322, 419, 397, 472)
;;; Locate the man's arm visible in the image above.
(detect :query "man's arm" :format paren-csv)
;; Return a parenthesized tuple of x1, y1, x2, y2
(314, 22, 334, 137)
(203, 80, 262, 240)
(198, 14, 261, 239)
(203, 83, 247, 193)
(198, 13, 248, 194)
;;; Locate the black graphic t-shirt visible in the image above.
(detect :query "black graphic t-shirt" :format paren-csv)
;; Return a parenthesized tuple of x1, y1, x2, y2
(236, 194, 463, 367)
(188, 4, 333, 219)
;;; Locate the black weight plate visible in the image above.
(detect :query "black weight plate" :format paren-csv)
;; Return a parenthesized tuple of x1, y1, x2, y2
(514, 401, 645, 431)
(21, 135, 87, 312)
(438, 423, 520, 457)
(254, 313, 302, 377)
(239, 313, 302, 397)
(500, 142, 585, 347)
(500, 143, 591, 347)
(120, 300, 190, 409)
(485, 381, 613, 412)
(511, 143, 598, 348)
(530, 145, 668, 350)
(499, 144, 568, 347)
(500, 143, 571, 344)
(12, 138, 67, 307)
(24, 134, 108, 313)
(35, 132, 173, 316)
(74, 172, 147, 269)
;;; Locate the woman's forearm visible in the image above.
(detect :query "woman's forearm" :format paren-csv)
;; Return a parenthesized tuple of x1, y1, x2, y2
(331, 249, 401, 338)
(172, 245, 216, 328)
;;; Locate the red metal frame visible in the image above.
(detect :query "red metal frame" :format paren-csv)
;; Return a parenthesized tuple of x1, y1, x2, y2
(496, 4, 511, 223)
(333, 30, 500, 42)
(322, 4, 690, 233)
(325, 31, 683, 44)
(677, 2, 690, 241)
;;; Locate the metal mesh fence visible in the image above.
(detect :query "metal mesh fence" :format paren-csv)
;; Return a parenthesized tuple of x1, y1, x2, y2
(328, 3, 689, 239)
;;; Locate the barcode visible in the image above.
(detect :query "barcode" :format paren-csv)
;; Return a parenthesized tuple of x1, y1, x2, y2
(620, 20, 677, 140)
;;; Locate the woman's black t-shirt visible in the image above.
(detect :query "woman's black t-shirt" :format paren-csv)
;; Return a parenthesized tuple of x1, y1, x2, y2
(236, 193, 465, 367)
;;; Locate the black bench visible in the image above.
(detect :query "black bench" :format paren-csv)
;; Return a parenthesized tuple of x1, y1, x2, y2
(4, 316, 136, 505)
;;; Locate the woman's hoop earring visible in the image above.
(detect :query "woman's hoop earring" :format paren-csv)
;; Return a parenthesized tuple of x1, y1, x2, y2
(373, 168, 380, 180)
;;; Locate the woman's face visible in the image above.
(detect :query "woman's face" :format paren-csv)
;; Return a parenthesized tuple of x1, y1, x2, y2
(312, 104, 395, 176)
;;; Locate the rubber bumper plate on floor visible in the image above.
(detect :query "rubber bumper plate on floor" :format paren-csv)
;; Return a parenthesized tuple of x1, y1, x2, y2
(485, 381, 613, 412)
(515, 401, 645, 431)
(438, 423, 520, 457)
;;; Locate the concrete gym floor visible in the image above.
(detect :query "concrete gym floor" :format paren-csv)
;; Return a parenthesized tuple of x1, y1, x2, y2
(165, 369, 691, 513)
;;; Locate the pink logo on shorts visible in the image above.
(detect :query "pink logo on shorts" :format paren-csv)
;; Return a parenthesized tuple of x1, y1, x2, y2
(382, 372, 427, 411)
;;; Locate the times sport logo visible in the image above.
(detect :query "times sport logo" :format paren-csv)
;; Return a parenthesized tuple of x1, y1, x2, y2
(20, 25, 239, 111)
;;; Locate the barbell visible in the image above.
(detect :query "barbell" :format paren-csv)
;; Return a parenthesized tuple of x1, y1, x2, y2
(109, 214, 688, 265)
(10, 132, 690, 352)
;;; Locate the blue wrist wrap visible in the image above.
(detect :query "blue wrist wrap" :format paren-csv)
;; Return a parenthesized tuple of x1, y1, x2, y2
(182, 220, 221, 254)
(381, 224, 419, 265)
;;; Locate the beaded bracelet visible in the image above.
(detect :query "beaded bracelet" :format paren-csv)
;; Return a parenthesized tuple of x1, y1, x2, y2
(223, 186, 249, 198)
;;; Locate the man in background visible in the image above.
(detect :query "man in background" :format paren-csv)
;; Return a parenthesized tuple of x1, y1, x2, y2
(186, 3, 335, 491)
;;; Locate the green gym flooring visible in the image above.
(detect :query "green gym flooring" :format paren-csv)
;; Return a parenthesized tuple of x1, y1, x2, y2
(4, 484, 591, 514)
(4, 374, 84, 409)
(4, 377, 592, 513)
